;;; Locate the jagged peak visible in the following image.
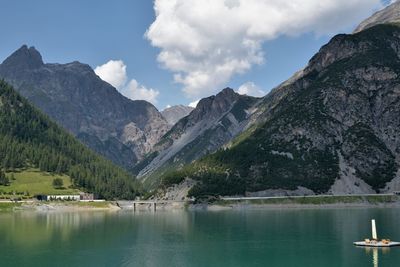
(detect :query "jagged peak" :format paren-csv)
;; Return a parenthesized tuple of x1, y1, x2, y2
(187, 87, 241, 123)
(218, 87, 236, 96)
(196, 88, 237, 108)
(354, 2, 400, 33)
(1, 45, 44, 69)
(161, 105, 194, 125)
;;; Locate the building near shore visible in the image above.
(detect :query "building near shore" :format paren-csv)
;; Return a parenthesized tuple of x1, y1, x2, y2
(45, 195, 81, 201)
(80, 193, 95, 201)
(36, 193, 95, 201)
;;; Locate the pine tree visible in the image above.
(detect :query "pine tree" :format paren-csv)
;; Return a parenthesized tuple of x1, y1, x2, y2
(52, 178, 64, 189)
(0, 170, 9, 186)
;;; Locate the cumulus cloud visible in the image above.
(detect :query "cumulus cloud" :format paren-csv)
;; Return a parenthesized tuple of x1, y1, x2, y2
(123, 79, 160, 104)
(188, 100, 200, 108)
(95, 60, 160, 105)
(94, 60, 127, 89)
(146, 0, 383, 99)
(237, 82, 265, 97)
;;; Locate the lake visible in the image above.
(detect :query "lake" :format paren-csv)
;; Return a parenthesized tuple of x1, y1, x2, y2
(1, 208, 400, 267)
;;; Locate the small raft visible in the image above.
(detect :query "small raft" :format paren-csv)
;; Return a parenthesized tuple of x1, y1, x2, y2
(354, 219, 400, 248)
(354, 240, 400, 247)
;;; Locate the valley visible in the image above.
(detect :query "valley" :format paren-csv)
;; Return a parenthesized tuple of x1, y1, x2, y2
(2, 2, 400, 204)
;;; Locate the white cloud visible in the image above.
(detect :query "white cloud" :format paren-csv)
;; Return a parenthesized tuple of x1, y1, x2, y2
(188, 100, 200, 108)
(146, 0, 383, 99)
(95, 60, 160, 105)
(94, 60, 127, 89)
(237, 82, 265, 97)
(123, 79, 160, 105)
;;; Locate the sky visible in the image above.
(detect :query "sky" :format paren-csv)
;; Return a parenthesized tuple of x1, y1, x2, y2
(0, 0, 395, 110)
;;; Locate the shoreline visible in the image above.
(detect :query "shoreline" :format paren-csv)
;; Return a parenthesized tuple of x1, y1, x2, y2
(191, 202, 400, 211)
(1, 194, 400, 212)
(0, 201, 120, 212)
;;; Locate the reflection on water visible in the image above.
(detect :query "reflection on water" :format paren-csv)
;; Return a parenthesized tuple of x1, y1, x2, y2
(0, 212, 108, 247)
(373, 248, 378, 267)
(0, 209, 400, 267)
(364, 247, 392, 267)
(365, 248, 380, 267)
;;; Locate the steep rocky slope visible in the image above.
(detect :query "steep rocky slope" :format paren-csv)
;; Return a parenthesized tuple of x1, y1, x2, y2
(354, 1, 400, 33)
(161, 105, 194, 125)
(0, 46, 169, 169)
(166, 24, 400, 197)
(136, 88, 259, 187)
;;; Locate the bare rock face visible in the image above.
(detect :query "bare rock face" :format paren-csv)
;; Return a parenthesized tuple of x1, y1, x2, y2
(161, 105, 194, 125)
(250, 24, 400, 194)
(354, 1, 400, 33)
(0, 46, 170, 169)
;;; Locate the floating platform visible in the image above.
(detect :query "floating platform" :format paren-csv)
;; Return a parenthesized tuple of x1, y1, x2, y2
(353, 219, 400, 248)
(354, 241, 400, 247)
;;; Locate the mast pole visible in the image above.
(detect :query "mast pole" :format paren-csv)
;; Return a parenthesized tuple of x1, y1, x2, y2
(372, 219, 378, 240)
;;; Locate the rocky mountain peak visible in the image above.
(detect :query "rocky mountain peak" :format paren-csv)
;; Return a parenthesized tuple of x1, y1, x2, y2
(191, 87, 239, 123)
(137, 86, 259, 183)
(219, 87, 236, 96)
(161, 105, 194, 125)
(354, 1, 400, 33)
(1, 45, 44, 70)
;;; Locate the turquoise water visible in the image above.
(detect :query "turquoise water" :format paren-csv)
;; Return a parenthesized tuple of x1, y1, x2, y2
(1, 208, 400, 267)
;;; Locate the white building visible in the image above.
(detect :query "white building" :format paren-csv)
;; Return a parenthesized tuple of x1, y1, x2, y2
(45, 195, 81, 201)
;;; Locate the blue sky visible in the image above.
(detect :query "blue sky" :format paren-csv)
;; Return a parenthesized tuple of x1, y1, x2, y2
(0, 0, 393, 110)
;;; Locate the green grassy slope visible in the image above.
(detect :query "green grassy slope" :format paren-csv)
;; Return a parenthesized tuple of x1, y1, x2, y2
(0, 169, 79, 198)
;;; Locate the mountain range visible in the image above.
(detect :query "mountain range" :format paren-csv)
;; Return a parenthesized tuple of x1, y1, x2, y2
(158, 3, 400, 197)
(137, 88, 260, 187)
(0, 47, 169, 170)
(2, 2, 400, 199)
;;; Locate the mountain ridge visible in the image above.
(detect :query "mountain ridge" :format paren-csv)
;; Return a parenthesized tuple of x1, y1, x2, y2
(0, 45, 170, 170)
(160, 23, 400, 198)
(137, 87, 260, 188)
(354, 1, 400, 33)
(161, 105, 194, 125)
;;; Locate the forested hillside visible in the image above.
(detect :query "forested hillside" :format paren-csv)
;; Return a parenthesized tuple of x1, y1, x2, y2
(0, 80, 140, 199)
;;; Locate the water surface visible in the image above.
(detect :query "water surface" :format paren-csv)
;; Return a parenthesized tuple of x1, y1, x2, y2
(1, 208, 400, 266)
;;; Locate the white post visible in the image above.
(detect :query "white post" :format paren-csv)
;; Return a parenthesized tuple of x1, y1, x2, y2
(372, 219, 378, 240)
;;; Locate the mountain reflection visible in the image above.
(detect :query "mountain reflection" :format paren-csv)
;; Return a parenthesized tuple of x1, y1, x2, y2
(0, 212, 107, 247)
(1, 209, 399, 267)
